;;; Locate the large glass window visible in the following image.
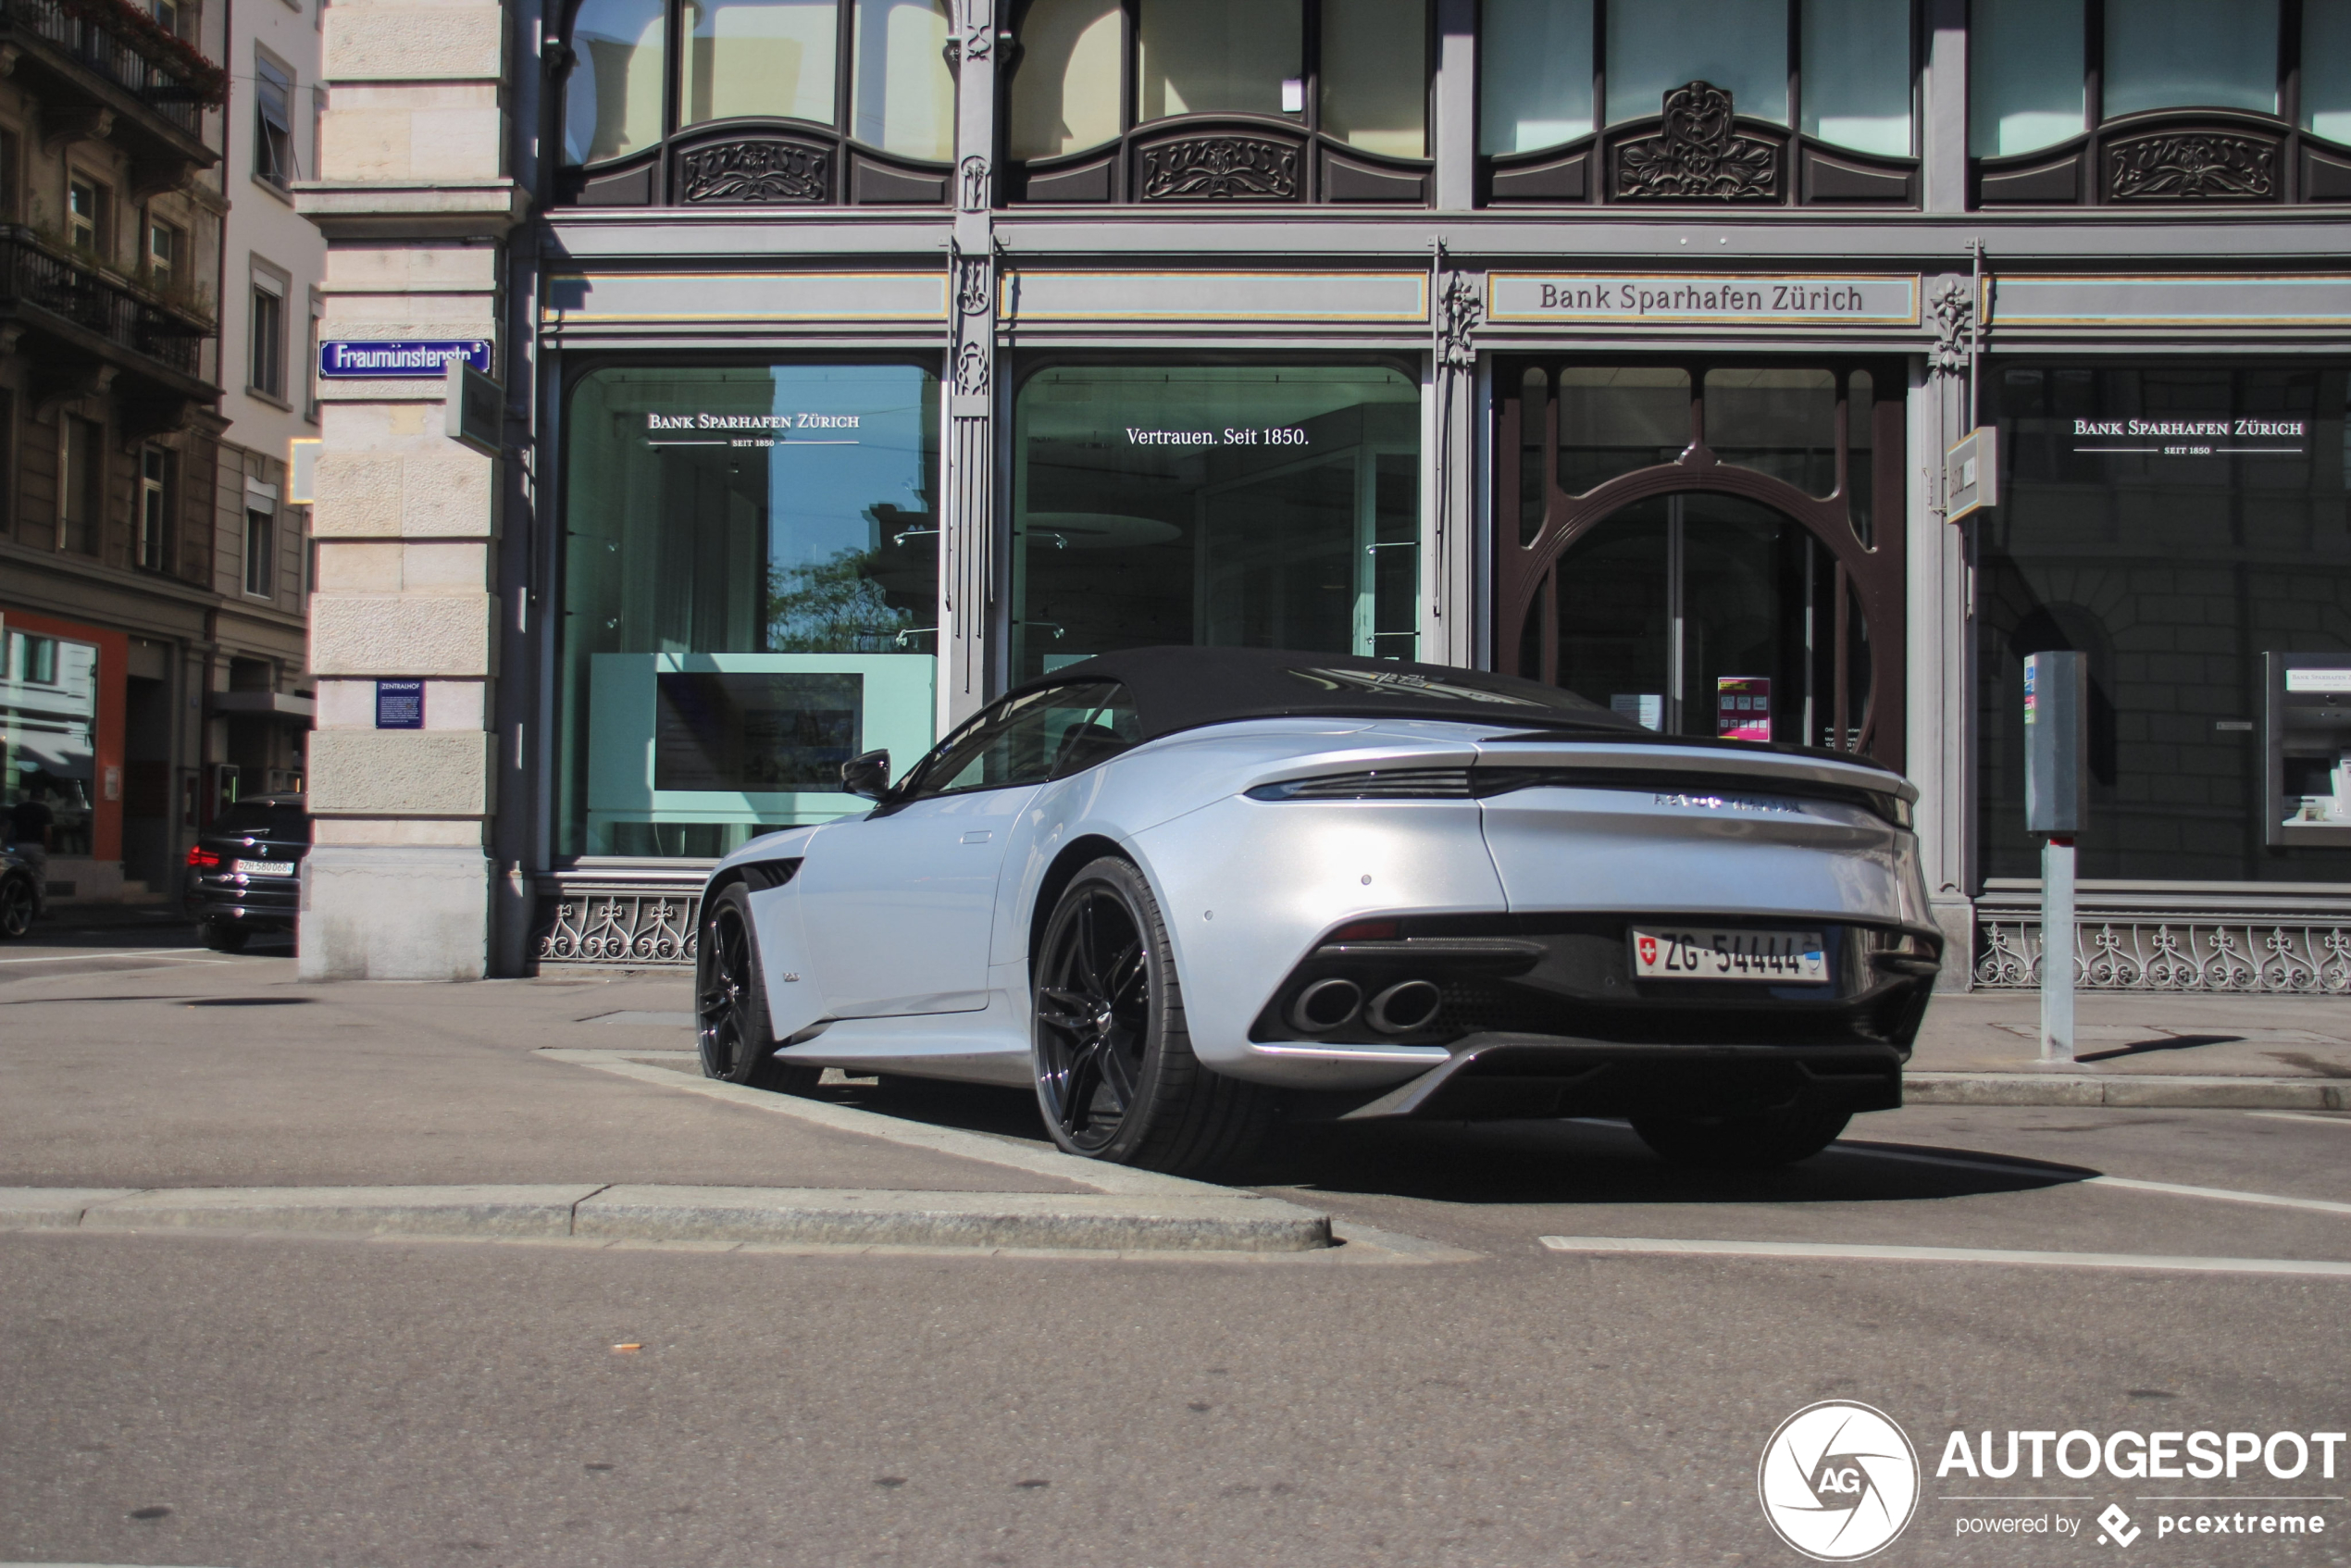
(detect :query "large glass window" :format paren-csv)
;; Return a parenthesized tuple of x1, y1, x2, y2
(559, 363, 940, 857)
(1972, 0, 2323, 160)
(2308, 0, 2351, 144)
(682, 0, 838, 128)
(1482, 0, 1909, 158)
(561, 0, 955, 179)
(566, 0, 668, 165)
(1009, 0, 1429, 187)
(1977, 364, 2351, 884)
(1006, 0, 1123, 158)
(1011, 366, 1420, 682)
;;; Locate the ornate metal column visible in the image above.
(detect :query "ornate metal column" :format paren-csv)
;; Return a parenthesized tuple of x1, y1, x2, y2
(1426, 243, 1483, 666)
(939, 0, 1001, 730)
(1916, 271, 1981, 984)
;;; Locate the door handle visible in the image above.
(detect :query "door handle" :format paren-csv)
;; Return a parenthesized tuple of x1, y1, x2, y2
(959, 830, 992, 844)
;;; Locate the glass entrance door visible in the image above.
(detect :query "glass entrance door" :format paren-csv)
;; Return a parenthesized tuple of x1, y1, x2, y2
(1549, 492, 1865, 748)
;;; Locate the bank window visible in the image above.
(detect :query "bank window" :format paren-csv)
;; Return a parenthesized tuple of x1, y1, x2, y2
(558, 362, 942, 858)
(1978, 364, 2351, 885)
(557, 0, 956, 206)
(139, 447, 175, 572)
(1481, 0, 1914, 206)
(0, 130, 19, 220)
(1498, 359, 1898, 765)
(1007, 0, 1433, 204)
(1011, 366, 1420, 681)
(1972, 0, 2351, 204)
(58, 414, 102, 554)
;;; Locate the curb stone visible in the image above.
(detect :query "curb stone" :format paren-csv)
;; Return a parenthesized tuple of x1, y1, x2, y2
(1905, 1072, 2348, 1111)
(0, 1183, 1335, 1253)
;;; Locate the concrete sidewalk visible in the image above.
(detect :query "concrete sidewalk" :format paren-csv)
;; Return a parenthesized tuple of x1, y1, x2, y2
(1906, 990, 2351, 1109)
(0, 953, 1358, 1254)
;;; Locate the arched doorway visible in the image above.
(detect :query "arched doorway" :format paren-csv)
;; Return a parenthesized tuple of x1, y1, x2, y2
(1494, 361, 1907, 771)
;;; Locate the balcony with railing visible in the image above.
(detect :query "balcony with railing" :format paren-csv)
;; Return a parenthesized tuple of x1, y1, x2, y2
(0, 0, 223, 168)
(0, 224, 212, 392)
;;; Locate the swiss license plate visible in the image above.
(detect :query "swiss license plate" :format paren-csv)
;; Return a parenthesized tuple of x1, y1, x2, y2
(232, 859, 294, 877)
(1630, 927, 1828, 983)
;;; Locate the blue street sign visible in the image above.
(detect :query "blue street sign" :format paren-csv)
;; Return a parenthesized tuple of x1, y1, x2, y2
(319, 340, 492, 380)
(375, 680, 425, 729)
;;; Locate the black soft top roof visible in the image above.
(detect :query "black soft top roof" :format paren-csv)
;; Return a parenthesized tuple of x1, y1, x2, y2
(1004, 646, 1648, 741)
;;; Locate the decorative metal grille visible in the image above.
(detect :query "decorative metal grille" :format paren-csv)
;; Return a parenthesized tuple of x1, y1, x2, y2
(1974, 918, 2351, 994)
(535, 889, 700, 967)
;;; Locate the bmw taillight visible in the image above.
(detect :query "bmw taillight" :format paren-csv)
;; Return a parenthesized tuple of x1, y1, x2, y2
(186, 845, 220, 869)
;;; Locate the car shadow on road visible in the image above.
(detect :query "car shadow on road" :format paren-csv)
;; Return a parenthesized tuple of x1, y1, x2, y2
(1258, 1118, 2098, 1205)
(793, 1077, 2096, 1205)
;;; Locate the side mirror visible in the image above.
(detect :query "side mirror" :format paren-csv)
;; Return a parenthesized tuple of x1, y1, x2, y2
(840, 749, 891, 801)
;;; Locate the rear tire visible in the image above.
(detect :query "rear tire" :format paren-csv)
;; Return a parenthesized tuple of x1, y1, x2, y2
(698, 885, 820, 1095)
(1031, 856, 1276, 1177)
(0, 874, 33, 939)
(197, 918, 249, 953)
(1629, 1107, 1851, 1170)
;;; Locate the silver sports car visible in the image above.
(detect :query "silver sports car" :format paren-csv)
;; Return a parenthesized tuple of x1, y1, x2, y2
(696, 646, 1941, 1176)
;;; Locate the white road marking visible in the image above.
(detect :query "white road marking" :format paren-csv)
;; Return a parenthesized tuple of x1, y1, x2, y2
(0, 947, 219, 964)
(1826, 1142, 2351, 1216)
(1537, 1235, 2351, 1276)
(2247, 1111, 2351, 1127)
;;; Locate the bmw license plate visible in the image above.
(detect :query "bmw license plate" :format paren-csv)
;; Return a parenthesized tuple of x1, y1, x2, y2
(1630, 927, 1827, 983)
(232, 859, 294, 877)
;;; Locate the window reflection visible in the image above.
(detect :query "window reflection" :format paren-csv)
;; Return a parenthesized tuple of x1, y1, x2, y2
(566, 0, 668, 165)
(852, 0, 954, 159)
(1008, 0, 1125, 158)
(1012, 367, 1420, 681)
(681, 0, 839, 128)
(1137, 0, 1300, 120)
(1605, 0, 1786, 128)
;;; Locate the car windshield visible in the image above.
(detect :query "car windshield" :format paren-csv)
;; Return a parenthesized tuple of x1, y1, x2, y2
(213, 802, 311, 841)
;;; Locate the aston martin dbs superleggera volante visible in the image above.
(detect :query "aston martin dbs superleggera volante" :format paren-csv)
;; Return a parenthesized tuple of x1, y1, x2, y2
(696, 646, 1941, 1176)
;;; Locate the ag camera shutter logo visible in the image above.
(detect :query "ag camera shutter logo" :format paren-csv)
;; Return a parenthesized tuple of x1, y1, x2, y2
(1759, 1401, 1921, 1561)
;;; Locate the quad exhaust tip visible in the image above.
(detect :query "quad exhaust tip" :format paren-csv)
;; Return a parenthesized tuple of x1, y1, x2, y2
(1287, 977, 1363, 1034)
(1367, 979, 1443, 1035)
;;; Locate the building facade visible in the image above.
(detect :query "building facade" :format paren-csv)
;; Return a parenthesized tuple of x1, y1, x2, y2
(294, 0, 2351, 991)
(1, 0, 318, 906)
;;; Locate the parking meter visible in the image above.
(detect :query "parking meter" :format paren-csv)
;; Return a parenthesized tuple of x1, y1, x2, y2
(2023, 652, 2087, 1061)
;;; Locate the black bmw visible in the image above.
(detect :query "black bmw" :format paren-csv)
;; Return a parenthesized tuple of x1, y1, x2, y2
(183, 793, 310, 952)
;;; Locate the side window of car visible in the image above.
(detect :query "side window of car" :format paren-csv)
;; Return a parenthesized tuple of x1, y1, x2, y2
(898, 682, 1138, 801)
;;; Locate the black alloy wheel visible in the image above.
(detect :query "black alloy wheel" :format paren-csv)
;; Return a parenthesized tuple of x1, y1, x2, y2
(697, 886, 817, 1093)
(0, 875, 32, 939)
(1030, 857, 1276, 1175)
(1035, 879, 1153, 1155)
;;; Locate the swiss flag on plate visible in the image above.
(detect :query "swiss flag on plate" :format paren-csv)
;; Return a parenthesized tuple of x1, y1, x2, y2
(1636, 935, 1658, 966)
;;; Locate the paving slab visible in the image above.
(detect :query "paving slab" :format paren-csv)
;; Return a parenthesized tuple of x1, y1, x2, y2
(0, 957, 1086, 1194)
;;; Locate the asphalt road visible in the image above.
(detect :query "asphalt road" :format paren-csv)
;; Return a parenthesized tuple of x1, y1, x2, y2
(3, 937, 2347, 1567)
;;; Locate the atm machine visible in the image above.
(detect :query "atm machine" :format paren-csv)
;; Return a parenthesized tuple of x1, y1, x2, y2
(2265, 653, 2351, 847)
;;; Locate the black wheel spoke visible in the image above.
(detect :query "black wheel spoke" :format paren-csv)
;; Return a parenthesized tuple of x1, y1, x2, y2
(1095, 1037, 1138, 1114)
(1059, 1044, 1103, 1133)
(1104, 940, 1146, 1007)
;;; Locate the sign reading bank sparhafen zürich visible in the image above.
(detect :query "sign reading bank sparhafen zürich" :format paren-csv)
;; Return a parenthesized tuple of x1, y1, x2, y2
(1487, 273, 1921, 326)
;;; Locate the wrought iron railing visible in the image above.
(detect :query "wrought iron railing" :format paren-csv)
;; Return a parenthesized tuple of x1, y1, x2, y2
(535, 885, 700, 966)
(2, 0, 211, 132)
(1975, 917, 2351, 994)
(0, 226, 209, 376)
